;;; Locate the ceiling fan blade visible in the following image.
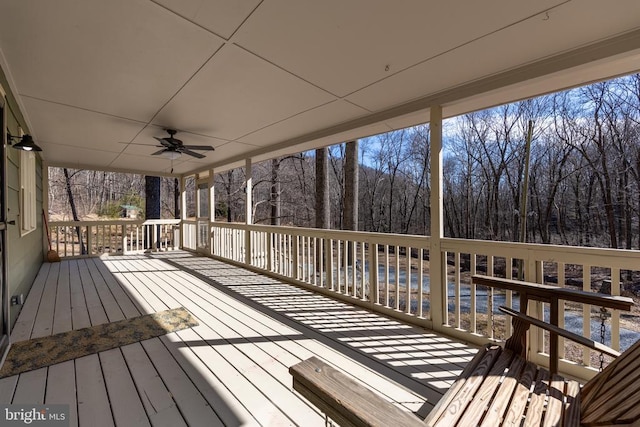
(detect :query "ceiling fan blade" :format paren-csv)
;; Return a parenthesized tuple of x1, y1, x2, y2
(181, 149, 206, 159)
(154, 137, 174, 148)
(151, 149, 167, 156)
(182, 145, 215, 151)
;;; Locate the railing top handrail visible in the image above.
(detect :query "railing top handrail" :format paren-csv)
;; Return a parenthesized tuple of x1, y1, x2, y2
(442, 237, 640, 260)
(472, 275, 633, 311)
(49, 219, 181, 227)
(210, 221, 432, 245)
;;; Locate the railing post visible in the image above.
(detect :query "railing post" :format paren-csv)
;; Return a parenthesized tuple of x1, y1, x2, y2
(429, 105, 445, 328)
(180, 175, 187, 249)
(369, 242, 379, 305)
(266, 231, 273, 272)
(326, 238, 333, 290)
(245, 158, 252, 266)
(86, 225, 93, 256)
(293, 234, 300, 280)
(122, 224, 128, 254)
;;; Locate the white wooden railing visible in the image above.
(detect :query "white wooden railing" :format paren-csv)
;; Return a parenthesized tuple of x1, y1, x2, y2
(441, 238, 640, 379)
(50, 217, 640, 379)
(210, 222, 431, 321)
(202, 222, 640, 380)
(182, 220, 197, 251)
(48, 219, 180, 257)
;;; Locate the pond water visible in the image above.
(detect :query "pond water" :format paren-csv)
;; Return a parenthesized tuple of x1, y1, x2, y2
(356, 262, 640, 351)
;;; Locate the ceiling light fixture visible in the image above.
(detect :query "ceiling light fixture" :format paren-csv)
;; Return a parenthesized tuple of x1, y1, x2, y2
(6, 132, 42, 152)
(161, 150, 181, 160)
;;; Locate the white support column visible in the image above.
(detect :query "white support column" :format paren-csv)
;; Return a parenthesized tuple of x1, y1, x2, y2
(208, 168, 215, 254)
(429, 105, 445, 329)
(180, 175, 187, 249)
(208, 169, 215, 221)
(245, 159, 252, 265)
(42, 161, 50, 255)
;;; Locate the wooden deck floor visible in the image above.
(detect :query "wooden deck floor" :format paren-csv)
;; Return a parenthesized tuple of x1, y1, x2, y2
(0, 251, 477, 426)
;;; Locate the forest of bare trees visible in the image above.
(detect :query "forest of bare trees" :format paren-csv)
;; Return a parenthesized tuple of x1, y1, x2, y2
(49, 74, 640, 250)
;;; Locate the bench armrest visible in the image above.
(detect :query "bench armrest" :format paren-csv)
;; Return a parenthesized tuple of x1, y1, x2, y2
(499, 306, 620, 358)
(290, 357, 425, 427)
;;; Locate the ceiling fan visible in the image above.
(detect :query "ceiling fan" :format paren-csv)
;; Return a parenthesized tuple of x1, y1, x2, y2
(152, 129, 215, 159)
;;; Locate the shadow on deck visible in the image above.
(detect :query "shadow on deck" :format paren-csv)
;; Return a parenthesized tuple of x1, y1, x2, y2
(1, 251, 476, 426)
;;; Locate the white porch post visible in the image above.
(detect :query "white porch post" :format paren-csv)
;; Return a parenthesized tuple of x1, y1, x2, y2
(180, 175, 187, 249)
(42, 161, 50, 256)
(245, 158, 252, 265)
(429, 105, 445, 328)
(208, 168, 215, 255)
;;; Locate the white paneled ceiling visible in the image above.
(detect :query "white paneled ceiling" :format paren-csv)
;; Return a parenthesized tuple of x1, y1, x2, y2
(0, 0, 639, 176)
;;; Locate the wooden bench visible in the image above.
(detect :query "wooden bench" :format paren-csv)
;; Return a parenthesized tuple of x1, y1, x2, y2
(289, 276, 638, 426)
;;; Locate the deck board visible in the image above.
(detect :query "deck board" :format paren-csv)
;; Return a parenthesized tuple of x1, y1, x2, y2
(31, 262, 60, 338)
(46, 361, 78, 427)
(157, 266, 432, 414)
(120, 343, 187, 427)
(124, 266, 302, 426)
(69, 260, 91, 330)
(52, 261, 73, 334)
(100, 348, 151, 427)
(75, 355, 114, 427)
(4, 251, 478, 426)
(78, 259, 109, 326)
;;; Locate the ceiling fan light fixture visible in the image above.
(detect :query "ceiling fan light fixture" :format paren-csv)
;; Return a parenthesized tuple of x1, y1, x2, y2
(161, 150, 181, 160)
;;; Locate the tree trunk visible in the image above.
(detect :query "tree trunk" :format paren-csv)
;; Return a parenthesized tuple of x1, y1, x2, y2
(315, 148, 330, 274)
(145, 176, 161, 249)
(63, 168, 86, 254)
(174, 178, 180, 219)
(344, 140, 358, 231)
(271, 158, 281, 226)
(227, 170, 233, 223)
(315, 148, 330, 229)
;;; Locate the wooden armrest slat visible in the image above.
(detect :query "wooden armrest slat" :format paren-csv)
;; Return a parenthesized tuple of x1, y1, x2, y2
(473, 275, 633, 312)
(290, 356, 425, 427)
(499, 306, 620, 358)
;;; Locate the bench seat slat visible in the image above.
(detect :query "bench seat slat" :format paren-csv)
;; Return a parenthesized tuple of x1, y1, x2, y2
(523, 368, 550, 427)
(480, 353, 528, 427)
(543, 374, 567, 427)
(426, 345, 503, 426)
(563, 380, 581, 427)
(500, 360, 538, 426)
(457, 350, 515, 426)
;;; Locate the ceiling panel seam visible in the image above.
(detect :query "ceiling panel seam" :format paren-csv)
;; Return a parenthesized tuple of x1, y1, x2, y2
(108, 42, 228, 168)
(18, 95, 148, 126)
(342, 0, 572, 101)
(232, 43, 343, 99)
(226, 0, 265, 41)
(234, 99, 363, 142)
(149, 0, 228, 41)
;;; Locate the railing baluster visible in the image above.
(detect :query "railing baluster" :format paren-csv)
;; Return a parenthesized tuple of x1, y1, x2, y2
(505, 257, 513, 337)
(471, 253, 477, 334)
(417, 248, 423, 318)
(583, 265, 592, 366)
(369, 242, 379, 305)
(557, 262, 566, 358)
(394, 246, 400, 311)
(405, 246, 411, 313)
(611, 267, 621, 351)
(384, 245, 389, 307)
(454, 251, 460, 328)
(487, 255, 495, 339)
